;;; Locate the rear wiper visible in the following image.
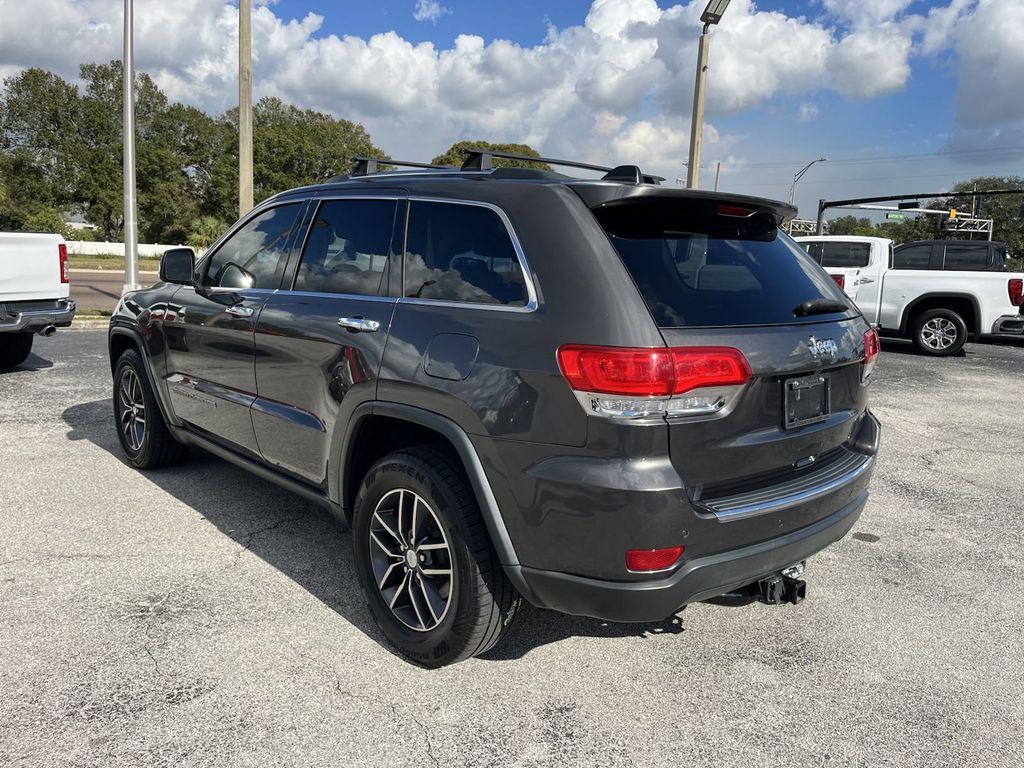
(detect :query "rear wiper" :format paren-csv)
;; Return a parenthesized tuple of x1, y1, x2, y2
(793, 298, 850, 316)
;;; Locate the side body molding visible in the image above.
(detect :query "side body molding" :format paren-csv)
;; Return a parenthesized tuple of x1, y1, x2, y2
(335, 401, 521, 568)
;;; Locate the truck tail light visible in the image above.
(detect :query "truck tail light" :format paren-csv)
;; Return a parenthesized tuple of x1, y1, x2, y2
(557, 345, 751, 420)
(831, 274, 845, 291)
(625, 546, 683, 572)
(59, 243, 69, 284)
(862, 328, 880, 382)
(1009, 278, 1023, 307)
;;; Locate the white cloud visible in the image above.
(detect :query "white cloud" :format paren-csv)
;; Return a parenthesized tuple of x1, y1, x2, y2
(0, 0, 1015, 181)
(413, 0, 450, 23)
(799, 102, 819, 122)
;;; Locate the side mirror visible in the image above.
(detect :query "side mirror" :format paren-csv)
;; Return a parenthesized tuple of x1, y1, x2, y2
(160, 247, 196, 285)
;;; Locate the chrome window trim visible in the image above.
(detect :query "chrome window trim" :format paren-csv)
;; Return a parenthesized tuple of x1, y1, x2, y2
(272, 289, 399, 305)
(400, 196, 539, 314)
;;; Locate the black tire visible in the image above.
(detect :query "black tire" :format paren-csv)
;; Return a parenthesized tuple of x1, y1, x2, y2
(911, 308, 968, 357)
(0, 333, 34, 368)
(352, 446, 520, 667)
(113, 348, 188, 468)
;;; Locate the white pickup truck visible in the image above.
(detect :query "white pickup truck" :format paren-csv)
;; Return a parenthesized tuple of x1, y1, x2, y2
(0, 233, 77, 368)
(795, 236, 1024, 356)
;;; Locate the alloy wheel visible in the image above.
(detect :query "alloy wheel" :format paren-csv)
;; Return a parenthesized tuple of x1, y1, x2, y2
(368, 488, 454, 632)
(920, 317, 958, 350)
(118, 368, 146, 451)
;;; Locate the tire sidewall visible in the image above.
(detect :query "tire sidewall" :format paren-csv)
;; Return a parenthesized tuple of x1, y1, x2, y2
(352, 454, 479, 666)
(113, 350, 159, 467)
(913, 309, 967, 356)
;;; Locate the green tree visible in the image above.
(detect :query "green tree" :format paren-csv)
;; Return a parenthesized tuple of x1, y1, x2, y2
(825, 215, 874, 236)
(187, 215, 228, 248)
(431, 140, 551, 170)
(939, 176, 1024, 260)
(20, 206, 73, 239)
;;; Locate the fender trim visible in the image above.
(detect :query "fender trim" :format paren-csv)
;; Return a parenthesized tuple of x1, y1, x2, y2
(340, 401, 521, 567)
(108, 325, 177, 427)
(899, 292, 982, 335)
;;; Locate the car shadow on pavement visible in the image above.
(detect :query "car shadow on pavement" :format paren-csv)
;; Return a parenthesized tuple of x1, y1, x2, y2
(63, 397, 696, 663)
(1, 351, 54, 373)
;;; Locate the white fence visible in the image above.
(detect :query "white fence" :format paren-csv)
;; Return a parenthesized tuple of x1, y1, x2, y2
(66, 241, 205, 257)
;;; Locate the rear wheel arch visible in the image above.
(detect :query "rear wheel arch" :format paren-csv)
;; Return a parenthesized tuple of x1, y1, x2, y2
(336, 403, 520, 568)
(900, 293, 979, 336)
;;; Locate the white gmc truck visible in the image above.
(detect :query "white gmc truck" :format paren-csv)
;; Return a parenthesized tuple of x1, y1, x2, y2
(0, 233, 77, 368)
(795, 236, 1024, 356)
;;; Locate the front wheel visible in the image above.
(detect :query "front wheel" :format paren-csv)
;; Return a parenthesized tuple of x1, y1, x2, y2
(0, 333, 34, 368)
(911, 309, 968, 356)
(352, 446, 520, 667)
(113, 348, 188, 468)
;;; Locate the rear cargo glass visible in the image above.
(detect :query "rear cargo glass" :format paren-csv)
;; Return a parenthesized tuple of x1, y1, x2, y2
(594, 201, 853, 328)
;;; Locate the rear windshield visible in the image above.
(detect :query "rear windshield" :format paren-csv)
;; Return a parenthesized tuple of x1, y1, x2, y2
(595, 201, 853, 328)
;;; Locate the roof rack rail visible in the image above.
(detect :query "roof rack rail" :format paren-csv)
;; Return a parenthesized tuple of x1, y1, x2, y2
(460, 148, 664, 184)
(349, 156, 452, 177)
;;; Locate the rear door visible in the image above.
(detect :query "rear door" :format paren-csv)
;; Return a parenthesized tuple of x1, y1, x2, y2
(251, 195, 403, 485)
(593, 200, 869, 504)
(163, 201, 304, 455)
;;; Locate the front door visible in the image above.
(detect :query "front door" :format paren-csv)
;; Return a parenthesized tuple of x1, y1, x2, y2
(163, 201, 305, 455)
(252, 196, 404, 485)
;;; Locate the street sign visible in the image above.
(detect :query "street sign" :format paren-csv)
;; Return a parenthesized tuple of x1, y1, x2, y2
(886, 212, 906, 220)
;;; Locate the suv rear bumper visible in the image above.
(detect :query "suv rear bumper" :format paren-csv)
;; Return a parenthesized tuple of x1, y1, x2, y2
(507, 490, 867, 623)
(0, 298, 76, 333)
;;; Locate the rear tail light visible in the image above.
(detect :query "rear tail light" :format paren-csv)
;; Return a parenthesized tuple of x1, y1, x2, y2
(830, 274, 845, 291)
(625, 546, 683, 573)
(557, 345, 751, 420)
(59, 243, 69, 284)
(1009, 278, 1023, 307)
(862, 328, 880, 383)
(717, 204, 756, 218)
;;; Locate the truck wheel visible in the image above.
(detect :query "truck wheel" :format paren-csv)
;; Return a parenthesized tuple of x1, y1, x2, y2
(911, 309, 968, 356)
(113, 348, 188, 468)
(352, 446, 520, 667)
(0, 333, 34, 368)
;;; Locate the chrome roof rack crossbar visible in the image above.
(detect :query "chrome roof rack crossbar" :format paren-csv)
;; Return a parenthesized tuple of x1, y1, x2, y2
(460, 148, 664, 184)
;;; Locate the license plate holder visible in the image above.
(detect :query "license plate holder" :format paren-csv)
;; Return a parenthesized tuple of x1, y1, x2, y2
(783, 374, 830, 429)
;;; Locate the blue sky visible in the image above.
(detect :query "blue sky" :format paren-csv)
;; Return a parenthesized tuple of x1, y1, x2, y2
(1, 0, 1021, 218)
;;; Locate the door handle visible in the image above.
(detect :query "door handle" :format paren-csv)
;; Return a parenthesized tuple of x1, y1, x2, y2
(225, 305, 255, 318)
(338, 316, 380, 333)
(858, 277, 875, 285)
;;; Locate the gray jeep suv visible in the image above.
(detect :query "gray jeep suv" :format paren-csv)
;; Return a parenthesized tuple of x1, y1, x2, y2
(108, 150, 880, 666)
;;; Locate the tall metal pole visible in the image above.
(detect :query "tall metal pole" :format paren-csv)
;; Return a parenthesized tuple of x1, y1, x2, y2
(239, 0, 254, 217)
(686, 24, 711, 190)
(122, 0, 140, 293)
(789, 158, 826, 206)
(816, 199, 827, 235)
(714, 161, 721, 192)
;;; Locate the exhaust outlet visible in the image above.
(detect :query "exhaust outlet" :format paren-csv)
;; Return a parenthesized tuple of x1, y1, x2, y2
(38, 325, 57, 337)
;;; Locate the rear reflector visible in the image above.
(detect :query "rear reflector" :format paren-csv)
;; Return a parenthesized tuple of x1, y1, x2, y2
(862, 328, 880, 382)
(1009, 278, 1023, 307)
(830, 273, 845, 290)
(557, 345, 750, 397)
(59, 243, 69, 284)
(717, 204, 756, 218)
(626, 546, 683, 572)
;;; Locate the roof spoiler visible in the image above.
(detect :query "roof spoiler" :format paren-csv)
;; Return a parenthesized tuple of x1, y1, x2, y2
(461, 148, 664, 184)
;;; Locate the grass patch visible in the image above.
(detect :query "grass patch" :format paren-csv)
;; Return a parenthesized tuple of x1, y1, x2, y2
(69, 254, 160, 271)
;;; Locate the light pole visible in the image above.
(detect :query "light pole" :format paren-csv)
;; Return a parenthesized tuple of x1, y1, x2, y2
(686, 0, 730, 190)
(122, 0, 140, 293)
(239, 0, 253, 217)
(788, 157, 827, 206)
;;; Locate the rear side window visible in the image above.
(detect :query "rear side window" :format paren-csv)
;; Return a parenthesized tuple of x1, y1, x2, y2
(404, 201, 528, 307)
(293, 199, 399, 296)
(821, 241, 871, 268)
(595, 202, 852, 328)
(942, 243, 992, 271)
(893, 244, 932, 269)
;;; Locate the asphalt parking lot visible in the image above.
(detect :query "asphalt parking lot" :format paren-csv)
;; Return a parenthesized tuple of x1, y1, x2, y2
(2, 331, 1023, 767)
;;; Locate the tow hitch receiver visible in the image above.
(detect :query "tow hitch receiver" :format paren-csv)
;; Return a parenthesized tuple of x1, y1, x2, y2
(756, 574, 807, 605)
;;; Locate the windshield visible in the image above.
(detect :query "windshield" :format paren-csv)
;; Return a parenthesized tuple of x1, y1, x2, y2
(595, 202, 854, 328)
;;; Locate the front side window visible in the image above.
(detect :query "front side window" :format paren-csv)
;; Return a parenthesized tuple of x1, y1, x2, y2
(943, 244, 991, 271)
(404, 201, 528, 307)
(893, 244, 932, 270)
(203, 203, 302, 289)
(293, 199, 400, 296)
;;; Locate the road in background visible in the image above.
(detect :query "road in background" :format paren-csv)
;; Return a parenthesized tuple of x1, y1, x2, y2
(70, 269, 157, 312)
(2, 333, 1023, 767)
